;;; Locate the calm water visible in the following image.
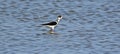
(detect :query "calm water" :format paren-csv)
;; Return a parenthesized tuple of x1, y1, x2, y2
(0, 0, 120, 54)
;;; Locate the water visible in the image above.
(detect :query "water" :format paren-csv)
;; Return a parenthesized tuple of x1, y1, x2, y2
(0, 0, 120, 54)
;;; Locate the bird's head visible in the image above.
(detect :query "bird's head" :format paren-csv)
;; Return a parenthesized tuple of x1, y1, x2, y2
(57, 15, 62, 19)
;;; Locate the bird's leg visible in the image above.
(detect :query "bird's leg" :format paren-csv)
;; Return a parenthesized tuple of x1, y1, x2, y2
(50, 28, 53, 31)
(49, 27, 55, 33)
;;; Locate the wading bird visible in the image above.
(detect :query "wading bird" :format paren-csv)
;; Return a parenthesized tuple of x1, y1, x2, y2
(42, 15, 63, 33)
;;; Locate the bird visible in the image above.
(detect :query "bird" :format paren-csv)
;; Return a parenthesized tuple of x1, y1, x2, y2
(41, 15, 63, 33)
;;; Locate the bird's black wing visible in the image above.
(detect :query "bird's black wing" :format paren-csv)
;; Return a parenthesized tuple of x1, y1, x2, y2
(42, 21, 57, 25)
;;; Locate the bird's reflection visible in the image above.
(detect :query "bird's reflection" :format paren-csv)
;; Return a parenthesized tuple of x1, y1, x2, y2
(48, 30, 55, 34)
(47, 30, 58, 35)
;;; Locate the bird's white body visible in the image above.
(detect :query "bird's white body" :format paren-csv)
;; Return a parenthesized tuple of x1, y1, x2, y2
(46, 25, 56, 30)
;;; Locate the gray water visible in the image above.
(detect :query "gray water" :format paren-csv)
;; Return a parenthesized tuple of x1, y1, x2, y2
(0, 0, 120, 54)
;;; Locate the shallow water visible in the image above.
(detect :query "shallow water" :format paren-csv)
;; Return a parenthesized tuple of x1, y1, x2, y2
(0, 0, 120, 54)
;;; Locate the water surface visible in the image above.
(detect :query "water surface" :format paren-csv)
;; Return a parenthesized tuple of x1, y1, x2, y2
(0, 0, 120, 54)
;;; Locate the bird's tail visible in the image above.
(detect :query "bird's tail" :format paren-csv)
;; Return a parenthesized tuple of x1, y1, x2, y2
(41, 24, 47, 25)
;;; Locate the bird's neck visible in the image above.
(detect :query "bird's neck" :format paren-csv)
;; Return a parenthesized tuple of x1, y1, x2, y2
(56, 18, 61, 24)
